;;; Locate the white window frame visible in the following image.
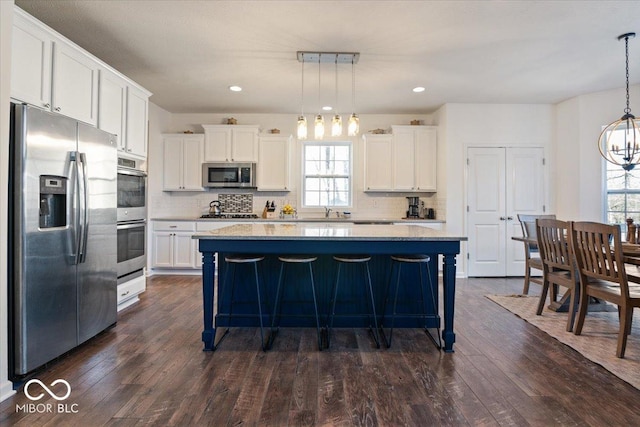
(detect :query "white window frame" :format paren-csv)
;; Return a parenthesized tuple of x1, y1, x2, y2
(301, 141, 353, 209)
(603, 127, 640, 229)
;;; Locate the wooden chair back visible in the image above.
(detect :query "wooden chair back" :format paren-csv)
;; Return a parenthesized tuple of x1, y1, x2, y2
(569, 221, 630, 297)
(518, 214, 556, 252)
(536, 218, 573, 274)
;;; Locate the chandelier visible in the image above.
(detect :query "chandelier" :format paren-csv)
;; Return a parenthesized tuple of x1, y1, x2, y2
(296, 51, 359, 140)
(598, 32, 640, 171)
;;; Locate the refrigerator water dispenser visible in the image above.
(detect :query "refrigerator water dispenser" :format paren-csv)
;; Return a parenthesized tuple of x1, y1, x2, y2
(39, 175, 67, 228)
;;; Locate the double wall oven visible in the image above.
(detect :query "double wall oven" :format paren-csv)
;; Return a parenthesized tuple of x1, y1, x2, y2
(117, 157, 147, 283)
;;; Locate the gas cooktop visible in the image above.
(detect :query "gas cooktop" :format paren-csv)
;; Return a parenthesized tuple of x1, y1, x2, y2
(200, 213, 259, 219)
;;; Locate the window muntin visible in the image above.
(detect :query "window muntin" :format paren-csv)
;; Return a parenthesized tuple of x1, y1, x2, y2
(302, 142, 352, 207)
(604, 129, 640, 226)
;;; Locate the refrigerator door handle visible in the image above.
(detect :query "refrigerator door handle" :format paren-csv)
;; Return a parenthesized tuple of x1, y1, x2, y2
(78, 152, 89, 263)
(70, 151, 81, 265)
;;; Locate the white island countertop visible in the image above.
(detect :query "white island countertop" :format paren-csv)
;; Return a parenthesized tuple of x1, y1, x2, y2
(192, 222, 466, 241)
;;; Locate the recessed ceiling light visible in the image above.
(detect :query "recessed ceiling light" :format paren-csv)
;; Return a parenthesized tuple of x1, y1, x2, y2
(322, 106, 333, 111)
(413, 86, 426, 93)
(229, 85, 242, 92)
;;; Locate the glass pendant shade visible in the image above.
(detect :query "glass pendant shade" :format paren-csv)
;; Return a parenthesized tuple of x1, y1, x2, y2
(598, 114, 640, 171)
(331, 114, 343, 137)
(297, 115, 308, 140)
(347, 113, 359, 136)
(314, 114, 325, 139)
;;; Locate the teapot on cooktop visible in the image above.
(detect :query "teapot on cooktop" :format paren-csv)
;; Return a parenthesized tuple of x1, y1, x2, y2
(209, 200, 221, 217)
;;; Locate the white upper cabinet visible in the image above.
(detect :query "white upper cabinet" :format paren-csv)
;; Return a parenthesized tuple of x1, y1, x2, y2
(257, 134, 291, 191)
(52, 41, 100, 125)
(363, 134, 394, 191)
(364, 126, 437, 192)
(125, 85, 149, 158)
(202, 125, 259, 162)
(414, 127, 437, 191)
(12, 9, 98, 125)
(99, 70, 149, 159)
(392, 125, 437, 192)
(98, 70, 127, 147)
(162, 134, 205, 191)
(12, 6, 150, 153)
(11, 11, 53, 109)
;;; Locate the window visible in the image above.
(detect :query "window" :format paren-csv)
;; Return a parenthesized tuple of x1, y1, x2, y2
(604, 129, 640, 227)
(302, 142, 352, 207)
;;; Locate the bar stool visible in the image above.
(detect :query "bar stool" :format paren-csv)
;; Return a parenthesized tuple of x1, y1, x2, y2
(380, 254, 441, 349)
(327, 255, 380, 348)
(269, 255, 322, 351)
(216, 254, 268, 351)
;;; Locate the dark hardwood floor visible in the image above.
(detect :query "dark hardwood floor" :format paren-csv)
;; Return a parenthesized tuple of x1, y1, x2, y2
(2, 274, 640, 426)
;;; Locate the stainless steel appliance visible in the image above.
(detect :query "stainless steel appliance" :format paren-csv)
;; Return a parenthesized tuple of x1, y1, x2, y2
(406, 196, 421, 218)
(202, 162, 256, 188)
(9, 103, 118, 378)
(117, 221, 146, 280)
(117, 157, 147, 222)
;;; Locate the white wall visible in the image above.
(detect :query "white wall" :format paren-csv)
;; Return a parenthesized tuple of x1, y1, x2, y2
(1, 0, 16, 402)
(555, 85, 640, 221)
(435, 103, 556, 276)
(147, 111, 440, 219)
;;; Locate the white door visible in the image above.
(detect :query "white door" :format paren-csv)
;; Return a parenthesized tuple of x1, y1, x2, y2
(467, 147, 545, 277)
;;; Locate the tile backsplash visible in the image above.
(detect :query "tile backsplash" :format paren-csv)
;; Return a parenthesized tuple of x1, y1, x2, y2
(150, 190, 444, 220)
(219, 194, 253, 213)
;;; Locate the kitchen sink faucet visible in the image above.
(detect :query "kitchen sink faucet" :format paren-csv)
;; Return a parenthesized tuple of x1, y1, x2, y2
(325, 207, 332, 218)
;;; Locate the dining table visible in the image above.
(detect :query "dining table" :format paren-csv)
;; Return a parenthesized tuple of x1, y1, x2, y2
(512, 235, 640, 312)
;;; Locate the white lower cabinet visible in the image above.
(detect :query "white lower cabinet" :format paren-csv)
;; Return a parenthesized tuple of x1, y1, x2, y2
(151, 221, 197, 269)
(117, 274, 146, 312)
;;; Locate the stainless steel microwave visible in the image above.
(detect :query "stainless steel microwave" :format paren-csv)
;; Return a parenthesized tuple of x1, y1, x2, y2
(202, 162, 256, 188)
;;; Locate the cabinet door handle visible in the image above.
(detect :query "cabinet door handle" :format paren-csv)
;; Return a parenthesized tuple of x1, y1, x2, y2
(54, 106, 61, 112)
(44, 103, 51, 108)
(507, 216, 514, 220)
(499, 216, 507, 220)
(169, 226, 177, 228)
(121, 290, 130, 297)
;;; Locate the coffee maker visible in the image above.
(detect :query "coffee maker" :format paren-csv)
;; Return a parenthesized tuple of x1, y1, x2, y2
(406, 197, 420, 219)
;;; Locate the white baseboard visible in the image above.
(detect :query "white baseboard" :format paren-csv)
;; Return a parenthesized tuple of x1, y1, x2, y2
(0, 380, 16, 403)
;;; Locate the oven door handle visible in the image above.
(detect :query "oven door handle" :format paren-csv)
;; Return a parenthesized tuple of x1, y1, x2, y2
(117, 167, 147, 177)
(117, 221, 147, 230)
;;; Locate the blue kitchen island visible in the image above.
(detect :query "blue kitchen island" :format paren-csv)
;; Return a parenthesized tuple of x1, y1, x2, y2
(194, 223, 466, 352)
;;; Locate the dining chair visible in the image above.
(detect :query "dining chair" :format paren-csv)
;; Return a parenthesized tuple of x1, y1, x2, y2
(569, 221, 640, 358)
(536, 218, 578, 332)
(517, 214, 556, 294)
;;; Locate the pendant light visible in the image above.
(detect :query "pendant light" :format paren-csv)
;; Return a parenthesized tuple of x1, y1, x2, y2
(314, 57, 325, 139)
(331, 58, 343, 137)
(297, 54, 307, 140)
(347, 56, 360, 136)
(598, 32, 640, 171)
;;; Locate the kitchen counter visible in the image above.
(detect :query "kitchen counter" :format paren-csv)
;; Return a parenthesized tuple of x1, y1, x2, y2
(194, 223, 466, 352)
(152, 216, 445, 224)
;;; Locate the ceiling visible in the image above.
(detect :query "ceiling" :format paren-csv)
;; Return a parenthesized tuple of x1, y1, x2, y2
(14, 0, 640, 115)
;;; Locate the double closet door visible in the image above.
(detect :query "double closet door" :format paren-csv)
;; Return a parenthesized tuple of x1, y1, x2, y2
(467, 147, 546, 277)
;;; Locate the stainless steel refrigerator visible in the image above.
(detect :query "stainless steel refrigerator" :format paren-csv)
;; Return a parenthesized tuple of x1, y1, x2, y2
(9, 103, 118, 378)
